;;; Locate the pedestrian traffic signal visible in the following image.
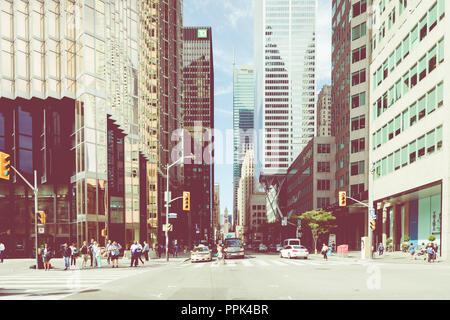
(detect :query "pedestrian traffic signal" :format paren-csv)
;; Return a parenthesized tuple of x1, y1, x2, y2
(338, 191, 346, 207)
(38, 211, 46, 225)
(370, 220, 376, 231)
(0, 152, 11, 181)
(101, 229, 107, 237)
(183, 191, 190, 211)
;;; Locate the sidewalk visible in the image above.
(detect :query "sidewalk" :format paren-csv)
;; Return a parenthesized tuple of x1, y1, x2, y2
(309, 250, 450, 265)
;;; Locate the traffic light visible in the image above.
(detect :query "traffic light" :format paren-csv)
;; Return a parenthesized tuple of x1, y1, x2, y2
(101, 229, 107, 237)
(38, 211, 46, 225)
(183, 191, 190, 211)
(0, 152, 11, 181)
(370, 220, 376, 231)
(338, 191, 346, 207)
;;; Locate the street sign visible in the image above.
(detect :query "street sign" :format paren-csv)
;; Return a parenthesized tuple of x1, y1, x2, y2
(369, 208, 376, 221)
(163, 224, 173, 232)
(168, 213, 177, 219)
(164, 191, 171, 202)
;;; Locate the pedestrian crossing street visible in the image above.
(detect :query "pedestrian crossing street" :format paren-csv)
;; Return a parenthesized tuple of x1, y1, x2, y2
(0, 268, 147, 300)
(177, 258, 372, 269)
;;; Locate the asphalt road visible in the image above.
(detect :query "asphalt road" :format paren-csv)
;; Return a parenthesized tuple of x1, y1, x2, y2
(1, 253, 449, 300)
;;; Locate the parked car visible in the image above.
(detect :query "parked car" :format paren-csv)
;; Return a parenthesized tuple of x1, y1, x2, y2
(258, 244, 268, 252)
(280, 245, 309, 259)
(191, 245, 212, 262)
(223, 238, 245, 259)
(276, 244, 283, 252)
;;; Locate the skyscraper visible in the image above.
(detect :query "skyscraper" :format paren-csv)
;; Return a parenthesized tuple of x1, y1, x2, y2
(317, 85, 332, 137)
(254, 0, 317, 222)
(182, 26, 214, 246)
(233, 65, 255, 226)
(0, 0, 183, 254)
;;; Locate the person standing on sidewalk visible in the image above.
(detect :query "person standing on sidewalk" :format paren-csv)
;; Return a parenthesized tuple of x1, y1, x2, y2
(42, 243, 51, 271)
(378, 242, 384, 256)
(94, 241, 103, 268)
(174, 243, 179, 258)
(106, 240, 112, 265)
(433, 243, 438, 262)
(62, 243, 71, 270)
(130, 241, 138, 267)
(70, 243, 78, 267)
(321, 243, 329, 260)
(136, 241, 144, 265)
(427, 244, 434, 263)
(110, 241, 121, 268)
(0, 242, 5, 263)
(80, 241, 89, 269)
(88, 239, 95, 267)
(409, 243, 416, 259)
(143, 241, 150, 261)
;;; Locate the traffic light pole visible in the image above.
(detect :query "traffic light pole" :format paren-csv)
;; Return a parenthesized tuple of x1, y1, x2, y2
(10, 166, 40, 268)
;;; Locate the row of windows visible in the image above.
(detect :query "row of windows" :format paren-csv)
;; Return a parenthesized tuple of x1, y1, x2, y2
(350, 160, 365, 176)
(373, 82, 444, 150)
(351, 22, 367, 41)
(352, 69, 366, 86)
(351, 138, 366, 154)
(352, 0, 367, 18)
(373, 0, 445, 91)
(317, 144, 331, 154)
(351, 114, 366, 131)
(352, 91, 366, 109)
(352, 45, 367, 64)
(374, 126, 443, 180)
(373, 39, 444, 120)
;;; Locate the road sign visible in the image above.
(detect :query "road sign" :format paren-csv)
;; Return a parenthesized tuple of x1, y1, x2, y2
(168, 213, 177, 219)
(163, 224, 173, 232)
(164, 191, 171, 202)
(38, 225, 45, 234)
(369, 208, 376, 221)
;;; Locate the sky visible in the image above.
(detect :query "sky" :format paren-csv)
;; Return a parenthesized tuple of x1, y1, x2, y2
(183, 0, 332, 222)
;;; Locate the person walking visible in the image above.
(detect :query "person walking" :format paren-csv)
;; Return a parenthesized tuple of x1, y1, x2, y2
(80, 241, 89, 269)
(156, 243, 162, 258)
(106, 240, 112, 265)
(331, 242, 336, 254)
(174, 243, 179, 258)
(215, 244, 226, 265)
(62, 243, 72, 270)
(409, 243, 415, 259)
(70, 243, 78, 267)
(42, 243, 52, 271)
(377, 242, 384, 256)
(94, 241, 103, 268)
(433, 243, 438, 262)
(136, 241, 144, 265)
(427, 244, 434, 263)
(321, 243, 329, 260)
(130, 241, 138, 267)
(110, 241, 121, 268)
(0, 242, 5, 263)
(143, 241, 150, 262)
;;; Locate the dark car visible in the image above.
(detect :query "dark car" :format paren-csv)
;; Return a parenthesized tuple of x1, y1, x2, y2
(223, 238, 245, 259)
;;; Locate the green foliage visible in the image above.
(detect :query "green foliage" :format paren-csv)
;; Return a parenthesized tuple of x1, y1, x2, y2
(386, 238, 393, 245)
(428, 235, 436, 242)
(292, 209, 337, 253)
(402, 234, 410, 242)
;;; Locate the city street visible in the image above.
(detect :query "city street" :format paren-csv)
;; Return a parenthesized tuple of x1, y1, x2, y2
(1, 252, 450, 300)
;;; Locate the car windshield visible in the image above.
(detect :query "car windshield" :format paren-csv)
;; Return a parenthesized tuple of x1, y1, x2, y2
(225, 239, 242, 247)
(193, 246, 209, 252)
(292, 246, 303, 249)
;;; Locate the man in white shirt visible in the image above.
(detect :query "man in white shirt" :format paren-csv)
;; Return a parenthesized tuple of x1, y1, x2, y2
(0, 242, 5, 263)
(130, 241, 138, 267)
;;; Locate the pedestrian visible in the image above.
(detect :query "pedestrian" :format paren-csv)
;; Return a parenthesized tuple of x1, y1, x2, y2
(174, 243, 178, 257)
(80, 241, 89, 269)
(106, 240, 112, 265)
(331, 242, 336, 254)
(321, 243, 329, 260)
(409, 242, 415, 259)
(0, 241, 5, 263)
(42, 243, 52, 271)
(110, 241, 121, 268)
(156, 243, 161, 258)
(433, 243, 438, 262)
(215, 244, 225, 265)
(427, 244, 434, 263)
(143, 241, 150, 261)
(130, 241, 138, 267)
(88, 239, 95, 267)
(70, 243, 78, 267)
(94, 241, 103, 268)
(378, 242, 384, 256)
(62, 243, 71, 270)
(136, 241, 144, 264)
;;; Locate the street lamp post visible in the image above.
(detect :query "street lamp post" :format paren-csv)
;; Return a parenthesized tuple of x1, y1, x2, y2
(165, 155, 194, 262)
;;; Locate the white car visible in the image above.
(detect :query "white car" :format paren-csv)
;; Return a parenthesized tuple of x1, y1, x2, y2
(280, 245, 309, 259)
(191, 245, 212, 262)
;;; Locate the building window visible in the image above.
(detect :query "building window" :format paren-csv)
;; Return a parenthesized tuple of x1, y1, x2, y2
(317, 144, 330, 154)
(317, 162, 330, 173)
(317, 180, 330, 191)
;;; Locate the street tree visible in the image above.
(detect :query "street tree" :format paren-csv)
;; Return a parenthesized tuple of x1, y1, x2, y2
(292, 209, 337, 254)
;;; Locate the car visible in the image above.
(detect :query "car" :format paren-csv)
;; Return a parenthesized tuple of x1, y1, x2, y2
(191, 245, 212, 262)
(276, 244, 282, 252)
(258, 244, 268, 252)
(223, 238, 245, 259)
(280, 245, 309, 259)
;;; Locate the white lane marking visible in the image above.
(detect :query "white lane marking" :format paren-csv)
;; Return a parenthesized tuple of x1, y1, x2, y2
(253, 259, 270, 266)
(193, 263, 206, 268)
(269, 259, 288, 266)
(241, 260, 253, 267)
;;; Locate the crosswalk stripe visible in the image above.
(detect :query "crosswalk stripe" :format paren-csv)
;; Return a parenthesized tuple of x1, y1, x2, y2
(193, 263, 206, 268)
(269, 259, 288, 266)
(241, 260, 253, 267)
(253, 260, 270, 266)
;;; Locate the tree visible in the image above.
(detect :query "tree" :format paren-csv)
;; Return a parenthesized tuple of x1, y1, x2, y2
(292, 209, 337, 254)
